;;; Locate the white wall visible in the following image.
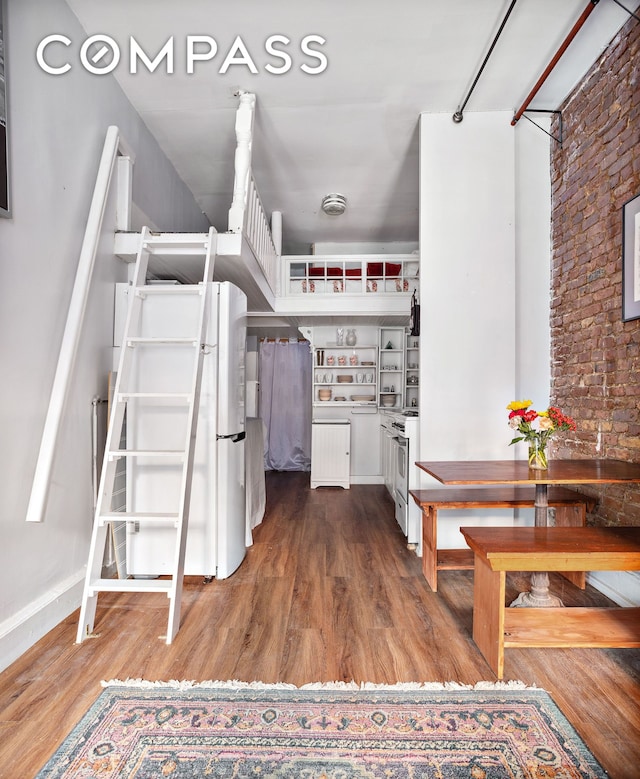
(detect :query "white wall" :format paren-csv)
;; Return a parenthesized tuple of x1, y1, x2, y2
(514, 117, 552, 406)
(0, 0, 209, 671)
(417, 112, 551, 546)
(419, 112, 517, 462)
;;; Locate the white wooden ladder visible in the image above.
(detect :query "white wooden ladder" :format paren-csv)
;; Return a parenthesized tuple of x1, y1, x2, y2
(76, 227, 216, 644)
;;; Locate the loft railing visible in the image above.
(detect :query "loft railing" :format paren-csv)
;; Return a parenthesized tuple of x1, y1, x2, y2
(282, 255, 419, 297)
(243, 173, 278, 291)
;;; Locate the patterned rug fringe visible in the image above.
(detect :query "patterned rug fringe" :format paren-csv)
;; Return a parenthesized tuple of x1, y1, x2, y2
(101, 678, 537, 692)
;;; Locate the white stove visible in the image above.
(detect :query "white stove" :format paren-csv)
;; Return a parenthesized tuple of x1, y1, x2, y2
(381, 411, 421, 547)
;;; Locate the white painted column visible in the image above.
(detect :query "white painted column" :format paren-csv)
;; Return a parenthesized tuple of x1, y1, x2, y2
(228, 92, 256, 233)
(418, 112, 517, 463)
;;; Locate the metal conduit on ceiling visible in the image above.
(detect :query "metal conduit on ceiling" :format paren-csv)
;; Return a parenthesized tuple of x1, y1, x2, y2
(510, 0, 600, 126)
(453, 0, 638, 132)
(452, 0, 519, 123)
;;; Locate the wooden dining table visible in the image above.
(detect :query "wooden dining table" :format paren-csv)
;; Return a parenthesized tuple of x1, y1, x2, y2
(415, 458, 640, 607)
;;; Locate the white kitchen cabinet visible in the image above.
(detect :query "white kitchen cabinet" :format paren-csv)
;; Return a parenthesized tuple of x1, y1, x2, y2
(311, 421, 351, 489)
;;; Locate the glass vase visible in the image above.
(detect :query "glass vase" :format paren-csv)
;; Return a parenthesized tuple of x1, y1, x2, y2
(528, 439, 548, 470)
(345, 329, 357, 346)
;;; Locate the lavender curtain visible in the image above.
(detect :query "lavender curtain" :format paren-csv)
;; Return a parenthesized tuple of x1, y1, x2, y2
(259, 340, 312, 471)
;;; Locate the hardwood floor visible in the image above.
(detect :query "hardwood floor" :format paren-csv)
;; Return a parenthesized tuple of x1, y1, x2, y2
(1, 471, 639, 777)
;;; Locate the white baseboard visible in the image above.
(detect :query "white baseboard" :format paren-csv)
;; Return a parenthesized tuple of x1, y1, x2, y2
(0, 569, 85, 673)
(350, 475, 384, 485)
(588, 570, 640, 607)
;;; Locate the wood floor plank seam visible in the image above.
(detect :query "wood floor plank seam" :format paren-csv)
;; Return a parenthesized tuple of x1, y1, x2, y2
(0, 471, 638, 779)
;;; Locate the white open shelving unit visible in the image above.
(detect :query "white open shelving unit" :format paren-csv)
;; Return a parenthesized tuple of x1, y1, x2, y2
(404, 332, 420, 411)
(378, 327, 405, 411)
(313, 344, 378, 407)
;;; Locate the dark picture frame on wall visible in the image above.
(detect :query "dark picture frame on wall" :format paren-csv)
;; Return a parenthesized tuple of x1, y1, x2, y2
(0, 0, 8, 218)
(622, 192, 640, 322)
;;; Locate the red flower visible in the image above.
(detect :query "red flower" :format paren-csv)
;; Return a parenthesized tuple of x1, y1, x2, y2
(548, 406, 576, 430)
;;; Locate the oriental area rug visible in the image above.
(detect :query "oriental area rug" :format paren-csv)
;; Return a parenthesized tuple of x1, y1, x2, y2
(35, 680, 606, 778)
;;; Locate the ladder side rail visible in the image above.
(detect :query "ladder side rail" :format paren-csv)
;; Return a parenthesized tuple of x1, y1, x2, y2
(77, 228, 216, 645)
(97, 229, 152, 505)
(201, 227, 217, 284)
(27, 126, 132, 524)
(166, 229, 217, 641)
(76, 231, 152, 643)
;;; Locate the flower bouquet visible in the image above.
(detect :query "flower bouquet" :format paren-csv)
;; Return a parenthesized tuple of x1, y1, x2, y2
(507, 399, 576, 469)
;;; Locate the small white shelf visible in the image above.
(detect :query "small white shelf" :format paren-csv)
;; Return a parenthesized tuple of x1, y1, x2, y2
(403, 332, 420, 411)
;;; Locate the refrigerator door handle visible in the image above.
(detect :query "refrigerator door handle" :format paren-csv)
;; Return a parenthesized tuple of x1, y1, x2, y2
(216, 431, 246, 443)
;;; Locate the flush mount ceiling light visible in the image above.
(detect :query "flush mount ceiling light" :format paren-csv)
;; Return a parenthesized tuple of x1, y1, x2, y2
(321, 193, 347, 215)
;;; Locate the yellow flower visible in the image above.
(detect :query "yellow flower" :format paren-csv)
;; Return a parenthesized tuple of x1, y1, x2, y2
(506, 399, 532, 411)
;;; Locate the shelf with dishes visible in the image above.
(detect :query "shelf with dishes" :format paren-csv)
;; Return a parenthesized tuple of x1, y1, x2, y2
(315, 395, 376, 405)
(313, 342, 377, 405)
(314, 346, 377, 368)
(314, 371, 377, 405)
(309, 327, 420, 411)
(379, 392, 401, 409)
(378, 327, 405, 409)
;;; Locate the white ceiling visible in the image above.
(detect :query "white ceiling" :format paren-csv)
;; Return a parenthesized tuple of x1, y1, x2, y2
(65, 0, 637, 254)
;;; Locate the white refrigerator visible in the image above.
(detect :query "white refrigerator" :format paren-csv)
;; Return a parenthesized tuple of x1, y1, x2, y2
(125, 281, 248, 579)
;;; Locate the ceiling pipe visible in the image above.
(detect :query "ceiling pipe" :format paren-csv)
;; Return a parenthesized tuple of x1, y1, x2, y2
(610, 0, 640, 23)
(453, 0, 519, 123)
(511, 0, 600, 126)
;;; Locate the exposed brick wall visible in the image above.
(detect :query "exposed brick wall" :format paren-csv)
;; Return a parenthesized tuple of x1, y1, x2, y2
(549, 16, 640, 526)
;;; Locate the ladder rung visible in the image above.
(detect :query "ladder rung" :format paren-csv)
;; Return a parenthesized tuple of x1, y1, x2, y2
(88, 578, 174, 595)
(126, 337, 199, 346)
(107, 449, 186, 459)
(99, 512, 180, 524)
(143, 233, 210, 255)
(117, 392, 193, 402)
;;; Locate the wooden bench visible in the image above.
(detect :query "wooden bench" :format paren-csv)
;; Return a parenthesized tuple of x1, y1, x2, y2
(410, 486, 594, 592)
(460, 525, 640, 679)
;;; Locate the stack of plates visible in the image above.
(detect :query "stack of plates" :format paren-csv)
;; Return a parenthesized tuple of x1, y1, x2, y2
(351, 394, 375, 402)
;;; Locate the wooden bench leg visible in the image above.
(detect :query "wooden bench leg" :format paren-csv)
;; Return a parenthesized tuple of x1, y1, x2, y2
(421, 506, 438, 591)
(472, 555, 506, 679)
(555, 505, 586, 589)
